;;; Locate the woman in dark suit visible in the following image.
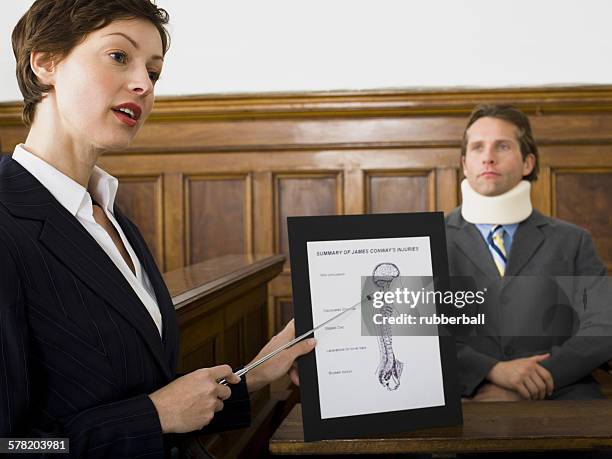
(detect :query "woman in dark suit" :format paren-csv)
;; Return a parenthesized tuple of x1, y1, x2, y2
(0, 1, 314, 457)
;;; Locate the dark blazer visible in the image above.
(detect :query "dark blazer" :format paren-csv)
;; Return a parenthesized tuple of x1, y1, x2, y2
(0, 156, 250, 458)
(445, 207, 611, 399)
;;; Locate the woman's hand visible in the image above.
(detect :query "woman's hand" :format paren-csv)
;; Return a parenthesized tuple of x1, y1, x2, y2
(149, 365, 240, 433)
(246, 319, 316, 392)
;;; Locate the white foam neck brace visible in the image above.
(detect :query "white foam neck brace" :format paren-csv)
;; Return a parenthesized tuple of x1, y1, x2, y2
(461, 179, 532, 224)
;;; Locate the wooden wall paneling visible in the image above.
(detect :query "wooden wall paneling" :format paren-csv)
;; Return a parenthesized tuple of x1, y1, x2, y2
(530, 166, 552, 216)
(97, 148, 459, 179)
(252, 170, 277, 337)
(457, 161, 466, 207)
(365, 170, 435, 214)
(269, 275, 292, 337)
(243, 299, 267, 363)
(184, 173, 253, 265)
(253, 171, 274, 254)
(3, 88, 612, 337)
(541, 144, 612, 271)
(222, 321, 243, 369)
(329, 148, 459, 170)
(114, 175, 164, 270)
(529, 113, 612, 144)
(178, 308, 224, 373)
(224, 285, 267, 366)
(242, 285, 268, 363)
(165, 254, 284, 456)
(538, 145, 612, 168)
(273, 172, 343, 262)
(436, 167, 460, 214)
(274, 296, 295, 332)
(270, 171, 343, 335)
(125, 112, 612, 152)
(127, 116, 469, 152)
(344, 168, 365, 215)
(170, 254, 283, 376)
(96, 154, 188, 272)
(0, 125, 26, 153)
(5, 87, 612, 154)
(552, 168, 612, 271)
(163, 172, 185, 271)
(427, 170, 436, 210)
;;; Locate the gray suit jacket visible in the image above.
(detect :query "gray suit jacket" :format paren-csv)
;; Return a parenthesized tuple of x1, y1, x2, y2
(445, 207, 610, 398)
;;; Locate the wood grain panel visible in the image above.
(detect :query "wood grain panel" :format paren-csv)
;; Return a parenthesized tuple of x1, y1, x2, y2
(275, 174, 341, 259)
(436, 168, 460, 214)
(170, 255, 283, 370)
(271, 401, 612, 454)
(366, 171, 435, 214)
(223, 321, 242, 369)
(530, 166, 551, 216)
(553, 170, 612, 269)
(3, 88, 612, 333)
(275, 297, 294, 332)
(185, 175, 251, 265)
(180, 339, 216, 373)
(115, 176, 163, 269)
(244, 306, 266, 363)
(162, 173, 185, 271)
(178, 307, 224, 372)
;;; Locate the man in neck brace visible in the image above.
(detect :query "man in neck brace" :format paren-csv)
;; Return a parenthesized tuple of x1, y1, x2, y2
(445, 104, 611, 401)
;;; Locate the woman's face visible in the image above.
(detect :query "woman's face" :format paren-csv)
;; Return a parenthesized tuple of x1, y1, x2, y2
(50, 18, 163, 151)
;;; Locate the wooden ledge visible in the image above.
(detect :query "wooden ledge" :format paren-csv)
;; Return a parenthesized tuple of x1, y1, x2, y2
(163, 253, 285, 310)
(5, 86, 612, 126)
(270, 401, 612, 454)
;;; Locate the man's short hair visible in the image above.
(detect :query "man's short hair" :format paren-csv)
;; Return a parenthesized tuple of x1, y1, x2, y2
(461, 104, 540, 181)
(12, 0, 170, 127)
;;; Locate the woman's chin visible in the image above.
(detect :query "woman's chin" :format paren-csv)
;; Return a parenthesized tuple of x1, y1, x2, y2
(94, 133, 137, 152)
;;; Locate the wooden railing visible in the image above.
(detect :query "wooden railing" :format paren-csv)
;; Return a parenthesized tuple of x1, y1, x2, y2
(3, 87, 611, 333)
(164, 253, 284, 372)
(163, 253, 291, 458)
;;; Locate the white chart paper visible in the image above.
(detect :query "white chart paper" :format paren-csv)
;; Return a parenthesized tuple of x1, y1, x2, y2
(306, 236, 445, 419)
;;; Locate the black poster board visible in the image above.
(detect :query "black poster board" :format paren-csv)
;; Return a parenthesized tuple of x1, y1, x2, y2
(288, 212, 462, 441)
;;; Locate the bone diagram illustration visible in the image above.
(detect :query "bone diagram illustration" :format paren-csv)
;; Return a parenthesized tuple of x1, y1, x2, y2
(372, 262, 404, 391)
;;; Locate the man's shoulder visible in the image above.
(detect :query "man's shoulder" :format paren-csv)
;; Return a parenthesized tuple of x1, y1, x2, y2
(532, 210, 591, 238)
(444, 207, 463, 227)
(445, 207, 589, 236)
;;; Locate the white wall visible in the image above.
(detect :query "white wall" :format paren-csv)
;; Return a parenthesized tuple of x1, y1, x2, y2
(1, 0, 612, 102)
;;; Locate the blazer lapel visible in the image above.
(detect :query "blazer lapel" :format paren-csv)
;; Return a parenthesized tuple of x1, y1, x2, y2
(0, 158, 173, 379)
(114, 208, 179, 372)
(505, 210, 548, 276)
(447, 210, 499, 277)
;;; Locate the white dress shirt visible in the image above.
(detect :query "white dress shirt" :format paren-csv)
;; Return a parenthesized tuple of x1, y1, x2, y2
(12, 144, 163, 336)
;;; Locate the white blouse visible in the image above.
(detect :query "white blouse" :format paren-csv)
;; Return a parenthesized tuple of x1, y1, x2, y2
(12, 144, 162, 336)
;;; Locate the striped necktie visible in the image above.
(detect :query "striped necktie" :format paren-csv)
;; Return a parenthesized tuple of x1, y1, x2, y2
(487, 225, 507, 276)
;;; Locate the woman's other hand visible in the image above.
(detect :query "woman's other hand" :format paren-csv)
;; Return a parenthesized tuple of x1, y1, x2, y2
(246, 319, 316, 392)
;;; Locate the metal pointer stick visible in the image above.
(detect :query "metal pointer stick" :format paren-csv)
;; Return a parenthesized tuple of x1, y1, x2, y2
(218, 294, 369, 385)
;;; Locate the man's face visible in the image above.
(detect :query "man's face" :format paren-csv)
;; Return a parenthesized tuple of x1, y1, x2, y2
(462, 117, 535, 196)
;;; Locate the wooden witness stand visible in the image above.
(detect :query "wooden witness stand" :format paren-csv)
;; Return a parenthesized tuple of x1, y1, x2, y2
(163, 255, 612, 457)
(163, 254, 292, 458)
(270, 401, 612, 456)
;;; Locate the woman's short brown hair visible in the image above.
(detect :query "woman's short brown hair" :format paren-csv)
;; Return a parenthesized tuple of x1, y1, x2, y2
(461, 104, 540, 181)
(12, 0, 170, 127)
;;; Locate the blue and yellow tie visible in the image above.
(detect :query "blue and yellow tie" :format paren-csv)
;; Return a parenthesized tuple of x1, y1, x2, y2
(487, 225, 507, 276)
